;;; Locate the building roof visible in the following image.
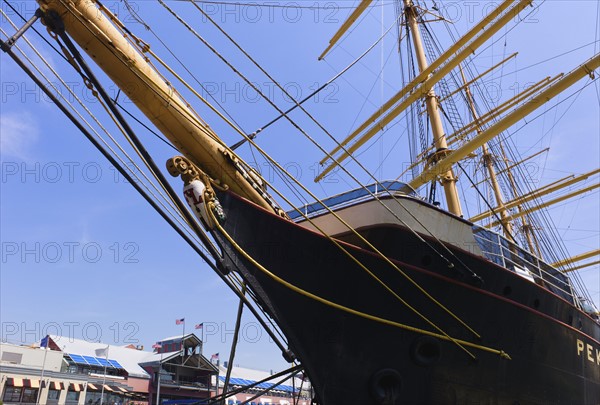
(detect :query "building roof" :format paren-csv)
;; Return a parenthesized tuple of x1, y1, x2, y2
(48, 334, 213, 378)
(217, 365, 306, 393)
(49, 335, 153, 378)
(137, 351, 183, 366)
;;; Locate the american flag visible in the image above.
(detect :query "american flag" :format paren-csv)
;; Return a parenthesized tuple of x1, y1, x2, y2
(175, 318, 185, 325)
(195, 323, 203, 330)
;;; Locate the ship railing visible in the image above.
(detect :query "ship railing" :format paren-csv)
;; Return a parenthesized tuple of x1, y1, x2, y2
(472, 226, 575, 304)
(288, 180, 416, 221)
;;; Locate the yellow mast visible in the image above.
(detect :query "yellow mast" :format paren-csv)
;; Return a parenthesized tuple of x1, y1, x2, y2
(35, 0, 276, 213)
(408, 54, 600, 190)
(318, 0, 373, 60)
(560, 260, 600, 274)
(459, 66, 513, 238)
(403, 0, 461, 216)
(497, 143, 542, 256)
(486, 183, 600, 228)
(470, 148, 549, 188)
(551, 249, 600, 269)
(316, 0, 533, 180)
(470, 168, 600, 222)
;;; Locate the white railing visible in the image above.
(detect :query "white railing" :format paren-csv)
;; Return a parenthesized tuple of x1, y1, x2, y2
(472, 226, 575, 304)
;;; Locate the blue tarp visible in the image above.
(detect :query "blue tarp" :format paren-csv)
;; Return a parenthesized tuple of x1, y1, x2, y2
(218, 376, 297, 393)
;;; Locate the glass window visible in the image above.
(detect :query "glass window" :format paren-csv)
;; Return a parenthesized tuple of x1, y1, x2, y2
(472, 226, 503, 266)
(21, 388, 39, 403)
(3, 387, 22, 402)
(67, 390, 80, 401)
(48, 389, 60, 400)
(539, 262, 573, 303)
(85, 391, 102, 405)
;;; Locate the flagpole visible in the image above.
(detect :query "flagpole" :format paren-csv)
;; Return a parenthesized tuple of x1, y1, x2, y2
(215, 359, 220, 403)
(36, 336, 49, 405)
(181, 319, 185, 357)
(156, 347, 163, 405)
(99, 345, 109, 405)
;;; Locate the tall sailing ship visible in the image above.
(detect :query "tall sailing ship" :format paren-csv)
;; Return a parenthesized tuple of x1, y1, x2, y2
(1, 0, 599, 403)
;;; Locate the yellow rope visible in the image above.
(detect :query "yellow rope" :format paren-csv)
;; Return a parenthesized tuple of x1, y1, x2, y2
(157, 0, 481, 339)
(93, 0, 478, 342)
(71, 0, 479, 342)
(52, 0, 486, 359)
(210, 204, 511, 361)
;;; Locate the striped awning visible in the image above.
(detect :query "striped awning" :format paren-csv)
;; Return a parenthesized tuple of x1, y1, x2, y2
(69, 383, 82, 392)
(8, 378, 40, 388)
(87, 384, 99, 391)
(117, 387, 128, 393)
(50, 382, 65, 390)
(103, 385, 113, 392)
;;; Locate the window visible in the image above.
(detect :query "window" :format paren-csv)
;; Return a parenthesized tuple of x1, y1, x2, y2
(1, 352, 23, 364)
(3, 387, 22, 402)
(85, 391, 102, 405)
(67, 390, 80, 401)
(21, 388, 39, 403)
(47, 389, 60, 400)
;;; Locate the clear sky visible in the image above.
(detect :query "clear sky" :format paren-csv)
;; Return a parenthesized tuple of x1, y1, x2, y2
(1, 0, 599, 373)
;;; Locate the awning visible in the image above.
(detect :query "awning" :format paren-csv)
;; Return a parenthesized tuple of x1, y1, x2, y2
(11, 378, 24, 387)
(51, 382, 65, 390)
(28, 379, 40, 388)
(70, 383, 81, 392)
(117, 387, 128, 393)
(103, 385, 113, 392)
(87, 384, 99, 391)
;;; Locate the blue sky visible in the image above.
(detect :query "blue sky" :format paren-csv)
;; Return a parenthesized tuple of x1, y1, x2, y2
(1, 0, 599, 372)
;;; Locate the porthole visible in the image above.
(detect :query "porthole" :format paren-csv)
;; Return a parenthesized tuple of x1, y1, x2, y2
(411, 336, 442, 366)
(369, 369, 402, 404)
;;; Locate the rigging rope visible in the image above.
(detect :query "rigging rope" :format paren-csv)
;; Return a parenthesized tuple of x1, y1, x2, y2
(0, 15, 202, 252)
(152, 0, 487, 339)
(222, 284, 246, 398)
(204, 365, 303, 405)
(209, 203, 512, 361)
(6, 0, 484, 345)
(436, 0, 598, 305)
(12, 0, 489, 346)
(1, 4, 292, 354)
(167, 0, 484, 288)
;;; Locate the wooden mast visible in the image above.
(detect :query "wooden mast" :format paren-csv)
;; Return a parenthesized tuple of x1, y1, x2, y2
(35, 0, 277, 214)
(408, 54, 600, 190)
(498, 142, 542, 256)
(458, 66, 513, 238)
(404, 0, 462, 216)
(470, 168, 600, 222)
(315, 0, 533, 181)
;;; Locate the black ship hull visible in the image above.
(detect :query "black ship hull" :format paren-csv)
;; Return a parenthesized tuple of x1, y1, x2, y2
(213, 190, 600, 405)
